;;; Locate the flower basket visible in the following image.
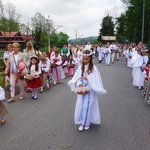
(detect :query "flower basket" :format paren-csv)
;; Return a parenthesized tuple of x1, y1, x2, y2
(67, 64, 75, 68)
(24, 74, 34, 80)
(51, 63, 57, 68)
(74, 78, 91, 95)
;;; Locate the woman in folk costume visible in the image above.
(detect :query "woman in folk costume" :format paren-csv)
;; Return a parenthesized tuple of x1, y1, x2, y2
(50, 51, 66, 85)
(27, 55, 43, 100)
(103, 44, 111, 66)
(3, 44, 13, 86)
(49, 45, 57, 59)
(97, 44, 104, 63)
(142, 60, 150, 104)
(68, 50, 107, 131)
(67, 55, 76, 77)
(4, 42, 27, 103)
(131, 48, 144, 90)
(39, 52, 51, 92)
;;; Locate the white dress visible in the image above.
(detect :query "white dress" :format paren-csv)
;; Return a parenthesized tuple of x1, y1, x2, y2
(50, 55, 66, 81)
(68, 64, 107, 126)
(131, 53, 144, 87)
(97, 46, 104, 61)
(103, 48, 111, 65)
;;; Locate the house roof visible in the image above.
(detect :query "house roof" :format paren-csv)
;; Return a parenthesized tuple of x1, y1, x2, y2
(0, 31, 18, 37)
(0, 31, 34, 40)
(21, 34, 34, 40)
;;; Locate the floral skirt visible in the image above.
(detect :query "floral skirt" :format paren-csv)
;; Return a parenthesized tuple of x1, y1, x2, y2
(27, 77, 43, 89)
(0, 101, 8, 118)
(142, 80, 150, 101)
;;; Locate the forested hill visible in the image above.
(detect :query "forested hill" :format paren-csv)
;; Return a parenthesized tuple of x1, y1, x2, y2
(69, 36, 98, 44)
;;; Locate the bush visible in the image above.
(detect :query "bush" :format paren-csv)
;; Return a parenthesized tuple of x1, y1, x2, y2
(0, 73, 4, 87)
(0, 51, 4, 68)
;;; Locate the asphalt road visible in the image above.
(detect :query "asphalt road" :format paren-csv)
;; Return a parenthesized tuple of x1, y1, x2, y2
(1, 57, 150, 150)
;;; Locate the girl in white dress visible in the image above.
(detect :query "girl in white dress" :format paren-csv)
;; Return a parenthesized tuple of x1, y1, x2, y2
(131, 48, 144, 89)
(68, 50, 107, 131)
(97, 44, 104, 63)
(50, 51, 66, 85)
(103, 44, 111, 65)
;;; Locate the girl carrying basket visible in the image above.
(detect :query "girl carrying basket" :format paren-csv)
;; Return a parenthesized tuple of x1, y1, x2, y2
(68, 50, 107, 131)
(26, 55, 43, 100)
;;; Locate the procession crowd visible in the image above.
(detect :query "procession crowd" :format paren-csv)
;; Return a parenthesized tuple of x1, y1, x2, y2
(0, 41, 149, 129)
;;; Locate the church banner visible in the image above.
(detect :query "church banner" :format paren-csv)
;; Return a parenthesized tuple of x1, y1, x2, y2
(101, 36, 116, 41)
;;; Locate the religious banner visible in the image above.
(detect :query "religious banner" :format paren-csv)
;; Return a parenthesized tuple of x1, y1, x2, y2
(101, 36, 116, 41)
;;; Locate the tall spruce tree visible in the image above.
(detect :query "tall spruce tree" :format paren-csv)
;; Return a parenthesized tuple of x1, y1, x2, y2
(98, 15, 114, 42)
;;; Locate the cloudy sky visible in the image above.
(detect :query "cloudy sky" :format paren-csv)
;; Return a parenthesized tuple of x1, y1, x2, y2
(4, 0, 125, 39)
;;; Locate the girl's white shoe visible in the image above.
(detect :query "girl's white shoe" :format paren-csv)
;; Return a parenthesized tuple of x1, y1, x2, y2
(84, 126, 90, 130)
(78, 125, 84, 131)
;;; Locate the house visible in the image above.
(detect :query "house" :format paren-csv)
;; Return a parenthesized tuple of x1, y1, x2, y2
(0, 31, 34, 49)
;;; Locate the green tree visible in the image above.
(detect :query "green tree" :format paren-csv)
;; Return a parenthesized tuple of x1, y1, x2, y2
(98, 15, 115, 42)
(115, 13, 127, 43)
(0, 0, 20, 32)
(31, 12, 54, 47)
(116, 0, 150, 43)
(57, 32, 69, 48)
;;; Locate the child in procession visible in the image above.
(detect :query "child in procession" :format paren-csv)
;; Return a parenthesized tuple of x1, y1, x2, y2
(50, 51, 66, 85)
(61, 55, 68, 77)
(68, 50, 107, 132)
(27, 55, 43, 100)
(39, 52, 51, 92)
(103, 44, 111, 66)
(67, 55, 76, 77)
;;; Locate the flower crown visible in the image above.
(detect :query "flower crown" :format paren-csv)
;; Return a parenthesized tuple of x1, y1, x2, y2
(82, 50, 94, 56)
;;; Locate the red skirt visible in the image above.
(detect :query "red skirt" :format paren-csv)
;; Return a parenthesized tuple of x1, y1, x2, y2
(27, 77, 43, 89)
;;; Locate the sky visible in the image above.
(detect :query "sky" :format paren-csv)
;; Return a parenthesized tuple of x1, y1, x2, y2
(4, 0, 125, 39)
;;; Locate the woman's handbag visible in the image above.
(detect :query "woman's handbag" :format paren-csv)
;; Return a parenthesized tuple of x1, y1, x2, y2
(13, 54, 24, 79)
(17, 72, 23, 79)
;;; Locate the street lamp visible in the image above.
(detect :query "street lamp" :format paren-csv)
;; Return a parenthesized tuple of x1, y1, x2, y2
(48, 25, 62, 52)
(46, 16, 62, 52)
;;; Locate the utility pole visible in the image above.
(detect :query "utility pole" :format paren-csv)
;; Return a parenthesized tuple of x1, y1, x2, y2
(75, 29, 78, 46)
(46, 16, 62, 52)
(47, 15, 51, 52)
(141, 0, 145, 43)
